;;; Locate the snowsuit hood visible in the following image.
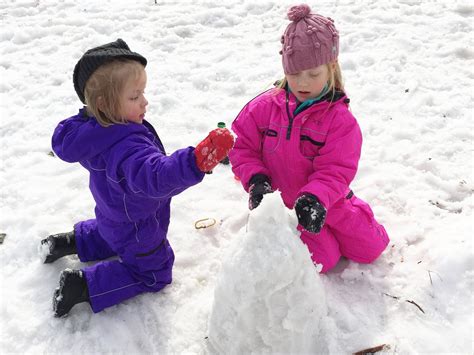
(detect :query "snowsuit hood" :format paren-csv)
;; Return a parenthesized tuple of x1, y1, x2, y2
(52, 108, 150, 163)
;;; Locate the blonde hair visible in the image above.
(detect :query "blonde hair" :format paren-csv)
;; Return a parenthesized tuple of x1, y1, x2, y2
(276, 61, 344, 101)
(84, 59, 145, 127)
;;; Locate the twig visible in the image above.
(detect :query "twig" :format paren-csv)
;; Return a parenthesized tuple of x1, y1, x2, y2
(353, 344, 390, 355)
(245, 212, 250, 233)
(406, 300, 425, 314)
(382, 293, 400, 300)
(428, 269, 443, 283)
(383, 293, 425, 314)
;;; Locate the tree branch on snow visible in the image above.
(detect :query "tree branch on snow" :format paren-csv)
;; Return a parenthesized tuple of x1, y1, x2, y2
(353, 344, 390, 355)
(406, 300, 425, 314)
(383, 293, 425, 314)
(382, 292, 400, 300)
(427, 270, 443, 285)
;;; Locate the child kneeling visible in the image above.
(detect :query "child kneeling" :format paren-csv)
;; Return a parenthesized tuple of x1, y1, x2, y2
(41, 39, 233, 317)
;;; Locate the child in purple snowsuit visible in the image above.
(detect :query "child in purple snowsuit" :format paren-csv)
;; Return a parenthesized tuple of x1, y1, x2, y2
(229, 4, 389, 272)
(42, 39, 234, 317)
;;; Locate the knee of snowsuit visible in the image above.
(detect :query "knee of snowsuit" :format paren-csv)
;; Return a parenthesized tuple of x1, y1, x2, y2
(74, 218, 175, 313)
(298, 194, 389, 273)
(120, 236, 175, 287)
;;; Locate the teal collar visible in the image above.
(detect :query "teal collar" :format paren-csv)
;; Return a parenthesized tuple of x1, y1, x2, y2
(293, 83, 330, 116)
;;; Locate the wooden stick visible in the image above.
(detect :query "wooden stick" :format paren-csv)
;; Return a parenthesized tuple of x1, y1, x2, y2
(353, 344, 390, 355)
(383, 293, 425, 314)
(382, 292, 400, 300)
(406, 300, 425, 314)
(428, 269, 443, 282)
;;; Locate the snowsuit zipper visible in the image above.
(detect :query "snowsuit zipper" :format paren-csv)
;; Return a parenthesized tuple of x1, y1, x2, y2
(285, 90, 294, 140)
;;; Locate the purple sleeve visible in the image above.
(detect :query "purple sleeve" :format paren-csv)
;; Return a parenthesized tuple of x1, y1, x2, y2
(117, 138, 205, 199)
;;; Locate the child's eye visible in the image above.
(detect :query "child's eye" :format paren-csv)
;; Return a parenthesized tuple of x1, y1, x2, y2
(130, 91, 145, 101)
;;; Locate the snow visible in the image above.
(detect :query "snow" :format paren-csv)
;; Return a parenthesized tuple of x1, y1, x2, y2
(0, 0, 472, 354)
(37, 237, 51, 262)
(208, 193, 328, 354)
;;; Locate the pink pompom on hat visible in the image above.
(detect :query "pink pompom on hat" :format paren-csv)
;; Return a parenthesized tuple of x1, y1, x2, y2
(280, 4, 339, 75)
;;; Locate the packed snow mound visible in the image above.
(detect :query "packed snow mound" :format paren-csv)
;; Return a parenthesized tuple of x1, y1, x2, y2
(208, 193, 328, 354)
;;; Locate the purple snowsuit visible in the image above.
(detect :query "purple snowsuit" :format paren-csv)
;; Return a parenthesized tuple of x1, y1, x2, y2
(52, 109, 205, 312)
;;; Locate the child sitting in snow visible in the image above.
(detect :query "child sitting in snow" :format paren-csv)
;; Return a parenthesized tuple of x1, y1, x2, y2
(41, 39, 234, 317)
(229, 4, 389, 273)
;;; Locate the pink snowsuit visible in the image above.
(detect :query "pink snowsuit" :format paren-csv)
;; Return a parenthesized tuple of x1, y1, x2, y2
(229, 88, 389, 272)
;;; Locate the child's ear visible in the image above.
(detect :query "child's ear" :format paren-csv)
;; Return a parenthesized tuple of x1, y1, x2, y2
(96, 96, 104, 111)
(329, 60, 337, 71)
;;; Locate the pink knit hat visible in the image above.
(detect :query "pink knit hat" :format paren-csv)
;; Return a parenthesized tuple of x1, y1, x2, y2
(281, 4, 339, 75)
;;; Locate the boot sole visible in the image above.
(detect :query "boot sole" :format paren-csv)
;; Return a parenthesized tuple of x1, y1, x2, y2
(52, 270, 71, 317)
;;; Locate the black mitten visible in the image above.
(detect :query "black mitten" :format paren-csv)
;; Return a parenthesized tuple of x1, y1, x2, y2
(248, 174, 273, 210)
(294, 194, 327, 233)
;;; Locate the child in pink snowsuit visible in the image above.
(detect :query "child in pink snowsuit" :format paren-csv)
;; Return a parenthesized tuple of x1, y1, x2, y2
(229, 4, 389, 272)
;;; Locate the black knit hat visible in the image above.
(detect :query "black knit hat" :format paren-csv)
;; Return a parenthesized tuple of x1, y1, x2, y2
(73, 38, 147, 103)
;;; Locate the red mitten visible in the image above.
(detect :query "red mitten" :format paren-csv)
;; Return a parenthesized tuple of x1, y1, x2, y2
(195, 128, 234, 172)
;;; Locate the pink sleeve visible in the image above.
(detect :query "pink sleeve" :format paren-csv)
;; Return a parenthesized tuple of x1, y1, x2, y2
(229, 104, 271, 191)
(298, 109, 362, 209)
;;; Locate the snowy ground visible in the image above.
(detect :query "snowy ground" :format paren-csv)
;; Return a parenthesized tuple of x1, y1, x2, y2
(0, 0, 473, 354)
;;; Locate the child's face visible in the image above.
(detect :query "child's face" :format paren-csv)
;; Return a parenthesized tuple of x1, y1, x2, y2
(286, 63, 331, 103)
(119, 68, 148, 124)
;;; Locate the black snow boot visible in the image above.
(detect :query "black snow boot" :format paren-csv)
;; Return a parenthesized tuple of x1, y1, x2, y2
(40, 230, 77, 263)
(53, 269, 90, 317)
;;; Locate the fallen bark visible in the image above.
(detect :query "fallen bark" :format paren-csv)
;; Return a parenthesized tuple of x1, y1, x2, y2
(354, 344, 390, 355)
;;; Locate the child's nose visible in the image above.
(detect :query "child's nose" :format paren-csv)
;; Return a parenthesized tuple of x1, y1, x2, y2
(142, 97, 148, 107)
(298, 76, 309, 86)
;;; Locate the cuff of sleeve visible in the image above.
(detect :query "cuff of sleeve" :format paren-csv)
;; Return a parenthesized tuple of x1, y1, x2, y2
(188, 147, 206, 181)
